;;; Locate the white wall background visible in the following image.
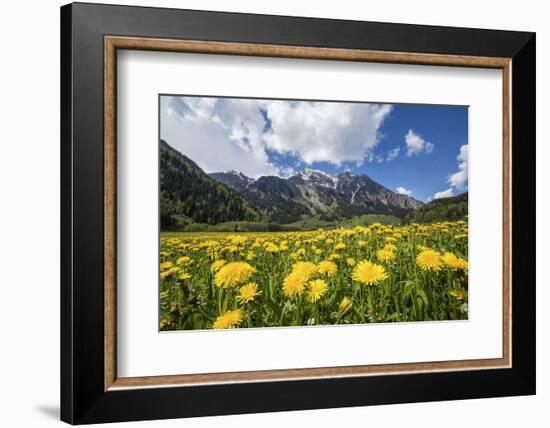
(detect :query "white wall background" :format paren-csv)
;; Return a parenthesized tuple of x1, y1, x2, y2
(0, 0, 546, 426)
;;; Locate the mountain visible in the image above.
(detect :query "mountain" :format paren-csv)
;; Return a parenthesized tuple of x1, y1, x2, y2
(241, 176, 312, 224)
(402, 192, 468, 224)
(209, 168, 424, 223)
(160, 140, 261, 228)
(209, 170, 255, 192)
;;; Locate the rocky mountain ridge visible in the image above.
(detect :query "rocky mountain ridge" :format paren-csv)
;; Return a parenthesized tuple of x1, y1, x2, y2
(209, 167, 423, 223)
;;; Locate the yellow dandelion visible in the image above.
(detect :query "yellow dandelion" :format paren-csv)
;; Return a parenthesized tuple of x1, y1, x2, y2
(225, 245, 240, 254)
(210, 259, 226, 272)
(334, 242, 346, 251)
(177, 271, 191, 281)
(228, 235, 247, 245)
(441, 252, 468, 271)
(318, 260, 337, 276)
(160, 261, 173, 271)
(292, 261, 318, 279)
(160, 267, 179, 279)
(383, 243, 397, 252)
(282, 270, 308, 298)
(265, 242, 280, 253)
(212, 309, 244, 329)
(456, 258, 468, 271)
(449, 288, 468, 301)
(237, 282, 261, 303)
(346, 258, 356, 266)
(352, 260, 388, 286)
(416, 249, 443, 271)
(306, 279, 328, 303)
(176, 256, 192, 266)
(376, 248, 396, 263)
(214, 262, 256, 288)
(339, 296, 353, 314)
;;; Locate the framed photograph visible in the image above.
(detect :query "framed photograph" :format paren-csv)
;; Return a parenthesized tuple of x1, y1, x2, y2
(61, 2, 535, 424)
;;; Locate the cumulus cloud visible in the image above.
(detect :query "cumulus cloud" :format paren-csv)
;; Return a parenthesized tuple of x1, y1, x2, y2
(405, 129, 434, 156)
(396, 186, 413, 196)
(448, 144, 468, 190)
(264, 101, 392, 165)
(387, 146, 400, 161)
(432, 144, 469, 200)
(161, 96, 392, 177)
(433, 188, 454, 199)
(161, 96, 278, 178)
(278, 165, 297, 178)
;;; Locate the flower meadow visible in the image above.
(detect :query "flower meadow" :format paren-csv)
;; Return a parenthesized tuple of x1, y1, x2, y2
(159, 221, 468, 331)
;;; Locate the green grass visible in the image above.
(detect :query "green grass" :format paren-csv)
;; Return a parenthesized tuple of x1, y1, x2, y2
(164, 214, 401, 233)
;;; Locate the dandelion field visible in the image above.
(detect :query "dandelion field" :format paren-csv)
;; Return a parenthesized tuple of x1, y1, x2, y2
(159, 221, 468, 331)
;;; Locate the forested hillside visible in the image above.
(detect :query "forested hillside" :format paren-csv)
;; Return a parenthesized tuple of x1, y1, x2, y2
(402, 192, 468, 224)
(160, 140, 261, 228)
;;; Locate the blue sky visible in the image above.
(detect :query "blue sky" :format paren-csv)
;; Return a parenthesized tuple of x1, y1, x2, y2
(290, 104, 468, 202)
(161, 96, 468, 202)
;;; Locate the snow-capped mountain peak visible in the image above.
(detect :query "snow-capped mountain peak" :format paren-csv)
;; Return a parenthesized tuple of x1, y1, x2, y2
(296, 168, 338, 188)
(209, 170, 255, 191)
(210, 165, 424, 222)
(225, 169, 247, 178)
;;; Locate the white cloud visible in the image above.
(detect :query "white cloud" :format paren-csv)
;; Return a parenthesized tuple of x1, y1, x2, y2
(278, 165, 296, 178)
(387, 146, 400, 161)
(264, 101, 392, 166)
(448, 144, 468, 190)
(396, 186, 413, 196)
(433, 188, 454, 199)
(405, 129, 434, 156)
(161, 96, 278, 178)
(161, 96, 392, 177)
(431, 144, 469, 200)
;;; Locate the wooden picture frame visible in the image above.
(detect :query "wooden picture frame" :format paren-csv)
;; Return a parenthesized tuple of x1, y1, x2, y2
(61, 2, 535, 424)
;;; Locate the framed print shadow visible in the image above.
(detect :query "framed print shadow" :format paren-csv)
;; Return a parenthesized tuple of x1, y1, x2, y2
(60, 2, 535, 425)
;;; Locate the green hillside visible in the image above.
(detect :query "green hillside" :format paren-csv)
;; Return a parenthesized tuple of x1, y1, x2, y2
(160, 140, 261, 229)
(402, 192, 468, 224)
